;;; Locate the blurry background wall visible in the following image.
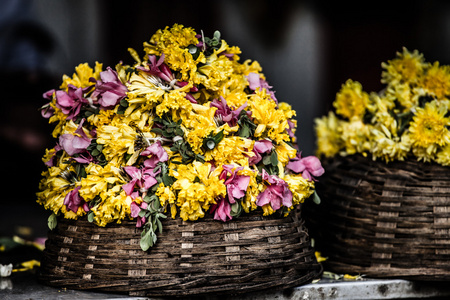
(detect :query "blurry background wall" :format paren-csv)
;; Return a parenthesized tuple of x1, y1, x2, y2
(1, 0, 449, 237)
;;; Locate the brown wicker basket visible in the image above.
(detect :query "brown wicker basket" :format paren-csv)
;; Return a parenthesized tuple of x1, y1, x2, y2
(38, 206, 321, 297)
(306, 154, 450, 280)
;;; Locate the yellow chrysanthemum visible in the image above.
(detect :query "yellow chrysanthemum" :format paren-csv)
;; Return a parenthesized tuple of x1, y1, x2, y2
(60, 62, 103, 90)
(315, 111, 342, 158)
(78, 163, 126, 202)
(36, 155, 74, 216)
(436, 144, 450, 166)
(156, 88, 193, 121)
(419, 62, 450, 100)
(340, 119, 371, 156)
(143, 24, 201, 81)
(381, 48, 425, 86)
(275, 141, 297, 166)
(248, 89, 290, 143)
(334, 79, 369, 120)
(204, 136, 254, 167)
(283, 173, 315, 206)
(370, 129, 411, 162)
(409, 101, 450, 152)
(384, 83, 417, 112)
(195, 44, 235, 91)
(90, 185, 132, 227)
(170, 161, 226, 221)
(156, 183, 177, 219)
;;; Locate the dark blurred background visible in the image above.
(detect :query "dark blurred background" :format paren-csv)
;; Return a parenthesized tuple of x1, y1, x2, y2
(1, 0, 449, 239)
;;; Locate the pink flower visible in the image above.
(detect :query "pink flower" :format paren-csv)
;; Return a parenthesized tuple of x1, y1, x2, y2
(55, 84, 93, 120)
(286, 153, 324, 181)
(41, 89, 55, 118)
(131, 201, 148, 227)
(141, 142, 169, 168)
(210, 196, 232, 222)
(90, 67, 128, 109)
(256, 169, 292, 210)
(248, 139, 273, 166)
(122, 166, 158, 196)
(221, 165, 250, 204)
(64, 187, 89, 213)
(58, 119, 91, 156)
(210, 96, 248, 127)
(246, 72, 278, 104)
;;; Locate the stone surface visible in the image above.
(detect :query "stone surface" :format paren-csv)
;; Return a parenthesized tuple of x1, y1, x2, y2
(3, 272, 450, 300)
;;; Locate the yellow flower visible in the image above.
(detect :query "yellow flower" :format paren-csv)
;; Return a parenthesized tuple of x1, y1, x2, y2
(126, 71, 166, 107)
(418, 62, 450, 99)
(283, 173, 314, 206)
(381, 48, 425, 86)
(340, 119, 371, 156)
(143, 24, 201, 81)
(315, 111, 342, 157)
(370, 128, 411, 162)
(170, 161, 226, 221)
(248, 89, 290, 143)
(195, 46, 235, 91)
(275, 141, 297, 166)
(60, 62, 103, 90)
(78, 163, 125, 202)
(205, 136, 254, 167)
(334, 79, 369, 120)
(409, 101, 450, 152)
(90, 185, 132, 227)
(436, 144, 450, 166)
(36, 157, 74, 215)
(384, 83, 417, 112)
(156, 183, 177, 218)
(156, 88, 193, 121)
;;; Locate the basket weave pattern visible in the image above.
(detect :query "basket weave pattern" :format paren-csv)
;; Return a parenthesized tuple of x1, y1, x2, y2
(307, 155, 450, 280)
(38, 207, 321, 296)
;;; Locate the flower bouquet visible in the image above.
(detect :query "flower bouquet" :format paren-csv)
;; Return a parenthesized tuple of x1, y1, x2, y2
(308, 48, 450, 280)
(37, 24, 323, 296)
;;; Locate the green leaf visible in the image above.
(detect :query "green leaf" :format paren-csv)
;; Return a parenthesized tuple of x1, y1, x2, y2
(230, 202, 242, 217)
(156, 218, 163, 234)
(262, 155, 272, 165)
(312, 191, 321, 205)
(270, 151, 278, 167)
(87, 211, 94, 222)
(138, 210, 146, 218)
(143, 195, 152, 203)
(48, 213, 57, 230)
(91, 149, 100, 156)
(140, 230, 153, 251)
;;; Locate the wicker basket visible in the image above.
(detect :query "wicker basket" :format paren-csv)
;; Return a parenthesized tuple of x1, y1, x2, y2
(38, 206, 321, 297)
(306, 154, 450, 280)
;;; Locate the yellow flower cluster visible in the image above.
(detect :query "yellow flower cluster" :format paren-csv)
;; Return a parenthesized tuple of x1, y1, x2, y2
(37, 24, 318, 235)
(316, 48, 450, 165)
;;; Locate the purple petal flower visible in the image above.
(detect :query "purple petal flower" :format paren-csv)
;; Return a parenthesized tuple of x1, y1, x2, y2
(221, 165, 250, 204)
(64, 187, 88, 213)
(248, 139, 273, 166)
(44, 144, 62, 167)
(55, 84, 92, 120)
(210, 96, 248, 127)
(286, 153, 324, 181)
(41, 89, 55, 118)
(58, 119, 92, 156)
(130, 201, 148, 228)
(122, 166, 158, 196)
(256, 170, 292, 210)
(211, 196, 232, 222)
(141, 142, 169, 168)
(246, 72, 278, 104)
(90, 67, 128, 109)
